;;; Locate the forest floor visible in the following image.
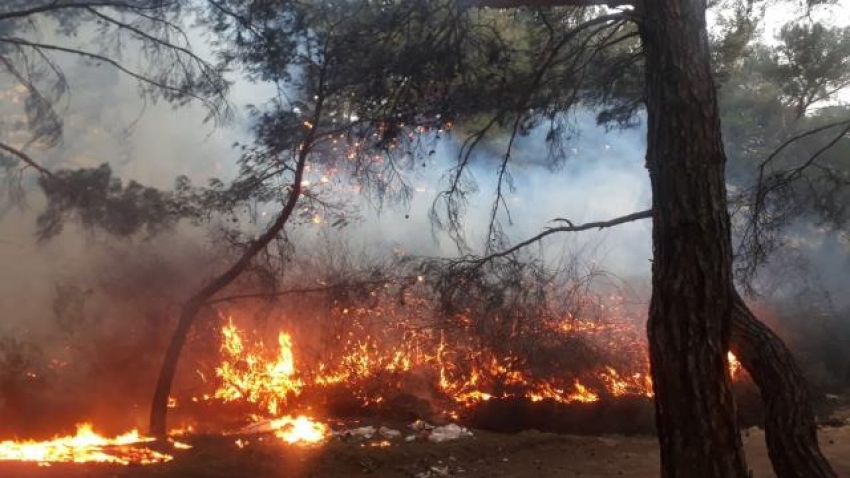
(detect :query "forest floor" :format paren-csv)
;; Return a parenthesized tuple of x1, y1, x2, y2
(1, 421, 848, 478)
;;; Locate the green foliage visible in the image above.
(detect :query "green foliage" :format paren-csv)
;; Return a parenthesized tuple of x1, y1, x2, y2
(764, 23, 850, 115)
(10, 0, 850, 283)
(0, 0, 229, 149)
(760, 22, 850, 117)
(717, 19, 850, 284)
(35, 163, 199, 240)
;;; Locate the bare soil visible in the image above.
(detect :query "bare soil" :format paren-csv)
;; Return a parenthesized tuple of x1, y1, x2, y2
(1, 424, 848, 478)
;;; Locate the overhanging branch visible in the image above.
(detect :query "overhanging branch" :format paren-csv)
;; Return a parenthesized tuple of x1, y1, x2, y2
(0, 140, 56, 179)
(462, 209, 652, 268)
(471, 0, 634, 8)
(0, 36, 219, 113)
(0, 1, 175, 22)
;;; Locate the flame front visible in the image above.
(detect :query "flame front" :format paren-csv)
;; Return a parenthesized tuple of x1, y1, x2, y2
(0, 424, 173, 465)
(201, 313, 747, 428)
(204, 317, 667, 414)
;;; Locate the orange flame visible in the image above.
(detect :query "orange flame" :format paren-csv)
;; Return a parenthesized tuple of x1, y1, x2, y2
(269, 416, 329, 445)
(0, 424, 174, 465)
(200, 316, 744, 419)
(214, 319, 303, 415)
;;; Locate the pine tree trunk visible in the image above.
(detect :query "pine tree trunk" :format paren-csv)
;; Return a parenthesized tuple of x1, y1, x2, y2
(640, 0, 748, 475)
(731, 296, 837, 478)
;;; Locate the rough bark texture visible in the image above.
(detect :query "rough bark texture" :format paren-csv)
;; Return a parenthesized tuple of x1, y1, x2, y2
(731, 297, 837, 478)
(477, 0, 835, 474)
(640, 0, 748, 476)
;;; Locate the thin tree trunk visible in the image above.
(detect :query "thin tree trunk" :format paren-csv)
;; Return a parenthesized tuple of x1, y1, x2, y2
(640, 0, 748, 475)
(148, 203, 302, 436)
(148, 84, 325, 436)
(731, 296, 837, 478)
(148, 178, 306, 437)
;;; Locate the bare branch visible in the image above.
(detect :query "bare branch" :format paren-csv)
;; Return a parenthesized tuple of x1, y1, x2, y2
(757, 117, 850, 171)
(0, 140, 57, 179)
(434, 12, 629, 249)
(0, 1, 176, 22)
(752, 118, 850, 223)
(471, 0, 634, 8)
(206, 278, 406, 306)
(463, 209, 652, 269)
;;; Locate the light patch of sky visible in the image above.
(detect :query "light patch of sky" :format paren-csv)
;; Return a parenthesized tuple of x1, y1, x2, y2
(709, 0, 850, 102)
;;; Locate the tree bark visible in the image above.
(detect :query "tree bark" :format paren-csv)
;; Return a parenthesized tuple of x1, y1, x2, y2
(477, 0, 835, 473)
(731, 296, 837, 478)
(640, 0, 748, 476)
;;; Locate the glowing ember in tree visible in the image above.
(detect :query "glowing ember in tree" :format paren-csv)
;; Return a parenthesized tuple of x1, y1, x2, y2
(0, 424, 174, 465)
(728, 352, 742, 380)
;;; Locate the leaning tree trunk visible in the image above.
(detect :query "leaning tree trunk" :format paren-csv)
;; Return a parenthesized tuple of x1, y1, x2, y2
(640, 0, 748, 476)
(731, 296, 837, 477)
(148, 188, 304, 437)
(148, 110, 320, 436)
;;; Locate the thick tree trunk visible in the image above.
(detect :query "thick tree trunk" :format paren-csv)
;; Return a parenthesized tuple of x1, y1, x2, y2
(730, 297, 837, 478)
(640, 0, 748, 476)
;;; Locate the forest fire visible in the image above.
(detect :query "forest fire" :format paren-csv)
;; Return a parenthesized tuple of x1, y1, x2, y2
(0, 424, 175, 466)
(0, 306, 747, 467)
(193, 315, 745, 426)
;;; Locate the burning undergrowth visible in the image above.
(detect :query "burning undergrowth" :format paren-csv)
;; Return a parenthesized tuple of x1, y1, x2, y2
(0, 240, 757, 466)
(165, 256, 688, 437)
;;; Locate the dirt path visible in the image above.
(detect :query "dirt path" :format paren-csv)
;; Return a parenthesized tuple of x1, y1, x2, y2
(1, 426, 847, 477)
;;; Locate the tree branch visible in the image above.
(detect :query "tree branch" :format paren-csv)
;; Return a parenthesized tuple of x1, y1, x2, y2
(463, 209, 652, 267)
(0, 36, 219, 113)
(0, 1, 176, 22)
(471, 0, 634, 8)
(205, 278, 407, 306)
(757, 117, 850, 171)
(0, 140, 57, 179)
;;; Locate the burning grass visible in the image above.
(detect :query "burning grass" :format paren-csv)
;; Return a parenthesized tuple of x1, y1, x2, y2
(0, 255, 753, 469)
(178, 312, 744, 437)
(0, 424, 180, 466)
